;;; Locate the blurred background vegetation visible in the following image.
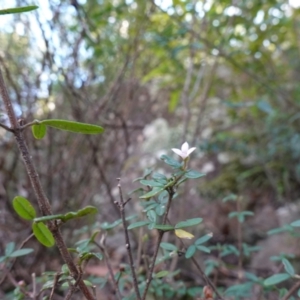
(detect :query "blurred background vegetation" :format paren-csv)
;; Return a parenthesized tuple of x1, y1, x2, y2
(1, 0, 300, 298)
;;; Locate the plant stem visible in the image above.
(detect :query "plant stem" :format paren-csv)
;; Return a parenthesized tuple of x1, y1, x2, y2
(141, 188, 174, 300)
(117, 179, 142, 300)
(0, 68, 95, 300)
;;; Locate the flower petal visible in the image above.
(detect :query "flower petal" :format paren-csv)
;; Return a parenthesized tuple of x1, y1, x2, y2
(181, 142, 189, 153)
(172, 148, 183, 157)
(187, 147, 196, 156)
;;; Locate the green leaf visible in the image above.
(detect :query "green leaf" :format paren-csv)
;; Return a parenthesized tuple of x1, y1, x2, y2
(155, 270, 169, 278)
(282, 258, 295, 276)
(0, 5, 38, 15)
(264, 273, 291, 286)
(160, 242, 178, 251)
(185, 170, 206, 179)
(160, 155, 182, 169)
(32, 124, 47, 139)
(13, 196, 36, 220)
(140, 187, 164, 199)
(63, 206, 98, 222)
(175, 218, 203, 229)
(128, 221, 150, 230)
(152, 172, 167, 182)
(222, 194, 238, 202)
(139, 180, 164, 187)
(185, 245, 196, 259)
(101, 219, 122, 230)
(155, 204, 165, 216)
(32, 222, 55, 247)
(153, 224, 174, 231)
(5, 242, 15, 256)
(147, 210, 156, 223)
(196, 245, 211, 253)
(41, 119, 104, 134)
(9, 248, 34, 258)
(290, 219, 300, 227)
(195, 234, 213, 245)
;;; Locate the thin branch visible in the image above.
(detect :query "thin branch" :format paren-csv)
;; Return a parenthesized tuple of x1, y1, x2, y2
(93, 238, 123, 300)
(117, 179, 142, 300)
(0, 122, 14, 132)
(0, 68, 95, 300)
(141, 188, 174, 300)
(282, 280, 300, 300)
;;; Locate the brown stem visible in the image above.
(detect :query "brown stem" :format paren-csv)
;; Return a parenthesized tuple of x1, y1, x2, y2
(281, 280, 300, 300)
(117, 179, 142, 300)
(0, 68, 95, 300)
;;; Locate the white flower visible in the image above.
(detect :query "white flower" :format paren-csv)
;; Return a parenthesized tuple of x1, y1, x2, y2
(172, 142, 196, 159)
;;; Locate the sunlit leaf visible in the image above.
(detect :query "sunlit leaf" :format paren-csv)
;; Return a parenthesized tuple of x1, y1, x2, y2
(41, 119, 104, 134)
(175, 229, 194, 239)
(13, 196, 36, 220)
(32, 124, 47, 139)
(0, 6, 38, 15)
(155, 270, 169, 278)
(32, 222, 55, 247)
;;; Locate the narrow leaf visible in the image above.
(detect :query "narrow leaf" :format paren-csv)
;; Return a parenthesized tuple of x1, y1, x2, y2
(196, 245, 211, 253)
(175, 218, 203, 229)
(185, 245, 196, 258)
(63, 206, 97, 222)
(128, 221, 150, 230)
(290, 220, 300, 227)
(264, 273, 291, 286)
(0, 6, 38, 15)
(282, 258, 295, 276)
(41, 119, 104, 134)
(5, 242, 15, 256)
(32, 124, 47, 139)
(9, 248, 34, 258)
(13, 196, 36, 220)
(185, 170, 206, 179)
(153, 224, 174, 231)
(139, 180, 164, 187)
(155, 270, 169, 278)
(32, 222, 55, 247)
(160, 242, 177, 251)
(195, 233, 213, 245)
(140, 187, 164, 199)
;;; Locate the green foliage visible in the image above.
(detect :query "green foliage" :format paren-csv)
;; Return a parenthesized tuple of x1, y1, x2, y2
(32, 124, 46, 139)
(12, 196, 36, 220)
(0, 242, 33, 263)
(0, 5, 38, 15)
(32, 222, 55, 247)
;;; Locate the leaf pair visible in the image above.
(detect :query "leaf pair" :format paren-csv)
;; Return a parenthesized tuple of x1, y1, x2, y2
(12, 196, 97, 247)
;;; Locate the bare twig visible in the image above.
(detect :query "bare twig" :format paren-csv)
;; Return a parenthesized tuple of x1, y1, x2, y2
(49, 272, 62, 300)
(282, 280, 300, 300)
(0, 122, 14, 132)
(93, 237, 123, 300)
(116, 178, 142, 300)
